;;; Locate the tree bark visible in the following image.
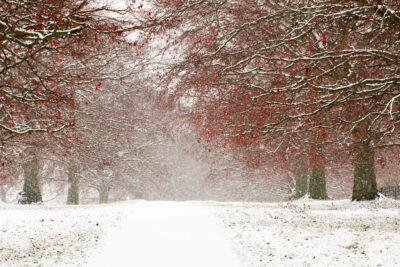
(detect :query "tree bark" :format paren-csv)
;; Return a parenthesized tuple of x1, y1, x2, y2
(295, 171, 308, 199)
(309, 165, 328, 200)
(352, 139, 378, 201)
(67, 162, 79, 205)
(20, 155, 42, 204)
(99, 187, 109, 204)
(0, 186, 6, 202)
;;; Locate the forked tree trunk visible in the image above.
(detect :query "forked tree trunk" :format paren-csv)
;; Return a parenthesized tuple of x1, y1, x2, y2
(21, 156, 42, 204)
(295, 171, 308, 199)
(67, 163, 79, 205)
(352, 139, 378, 201)
(309, 165, 328, 200)
(99, 187, 109, 204)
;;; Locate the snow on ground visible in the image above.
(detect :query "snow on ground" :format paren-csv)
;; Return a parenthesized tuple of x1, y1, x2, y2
(0, 202, 125, 266)
(211, 197, 400, 267)
(1, 198, 400, 267)
(86, 201, 241, 267)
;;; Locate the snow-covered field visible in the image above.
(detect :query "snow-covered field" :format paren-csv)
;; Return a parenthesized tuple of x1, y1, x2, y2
(1, 198, 399, 267)
(0, 202, 125, 266)
(212, 197, 400, 267)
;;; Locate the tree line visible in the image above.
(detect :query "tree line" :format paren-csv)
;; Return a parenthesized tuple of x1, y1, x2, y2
(152, 0, 400, 200)
(1, 0, 399, 203)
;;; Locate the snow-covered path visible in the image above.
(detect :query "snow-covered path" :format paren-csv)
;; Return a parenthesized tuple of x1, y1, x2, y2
(86, 201, 241, 267)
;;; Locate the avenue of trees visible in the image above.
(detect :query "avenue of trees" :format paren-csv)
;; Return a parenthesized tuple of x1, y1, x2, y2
(152, 0, 400, 200)
(0, 0, 399, 204)
(0, 0, 158, 204)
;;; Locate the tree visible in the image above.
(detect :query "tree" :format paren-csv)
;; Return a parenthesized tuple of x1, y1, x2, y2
(309, 165, 328, 200)
(50, 37, 174, 203)
(0, 0, 157, 203)
(154, 0, 400, 200)
(66, 159, 80, 205)
(0, 0, 146, 140)
(19, 152, 42, 204)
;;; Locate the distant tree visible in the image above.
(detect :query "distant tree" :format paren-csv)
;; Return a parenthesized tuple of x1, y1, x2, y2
(52, 39, 173, 203)
(66, 159, 80, 205)
(309, 166, 328, 200)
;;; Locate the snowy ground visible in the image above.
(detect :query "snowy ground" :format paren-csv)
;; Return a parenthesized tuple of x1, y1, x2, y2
(211, 197, 400, 267)
(86, 201, 241, 267)
(1, 198, 399, 266)
(0, 202, 125, 266)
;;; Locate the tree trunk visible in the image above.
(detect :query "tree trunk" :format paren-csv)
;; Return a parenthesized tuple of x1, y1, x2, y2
(352, 139, 378, 201)
(99, 187, 109, 204)
(20, 156, 42, 204)
(295, 171, 308, 199)
(0, 186, 6, 202)
(67, 163, 79, 205)
(309, 165, 328, 200)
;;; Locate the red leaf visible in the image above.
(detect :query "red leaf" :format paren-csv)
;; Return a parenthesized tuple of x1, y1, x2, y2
(322, 33, 327, 46)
